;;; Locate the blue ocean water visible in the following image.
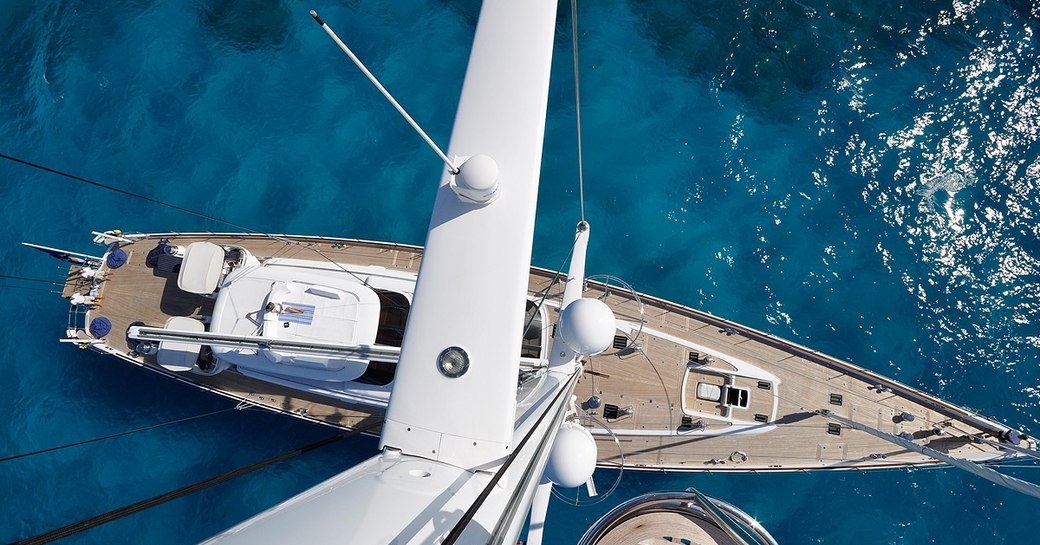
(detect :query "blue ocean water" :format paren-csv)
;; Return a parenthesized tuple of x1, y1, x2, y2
(1, 0, 1038, 543)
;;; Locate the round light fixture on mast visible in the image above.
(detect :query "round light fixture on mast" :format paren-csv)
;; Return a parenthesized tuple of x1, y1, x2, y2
(437, 346, 470, 378)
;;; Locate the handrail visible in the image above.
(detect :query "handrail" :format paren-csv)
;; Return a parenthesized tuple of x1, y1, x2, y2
(128, 326, 402, 360)
(577, 488, 778, 545)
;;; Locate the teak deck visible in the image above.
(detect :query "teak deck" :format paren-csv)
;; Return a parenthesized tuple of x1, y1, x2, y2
(65, 233, 1014, 472)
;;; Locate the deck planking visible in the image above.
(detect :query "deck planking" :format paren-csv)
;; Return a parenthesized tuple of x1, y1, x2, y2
(75, 235, 418, 431)
(65, 233, 1014, 471)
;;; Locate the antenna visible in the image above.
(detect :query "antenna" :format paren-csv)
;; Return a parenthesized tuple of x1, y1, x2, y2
(310, 10, 459, 175)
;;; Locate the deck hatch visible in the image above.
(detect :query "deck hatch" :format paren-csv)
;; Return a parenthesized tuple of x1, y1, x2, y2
(375, 290, 409, 347)
(827, 423, 842, 436)
(829, 393, 843, 406)
(757, 380, 771, 390)
(603, 404, 620, 420)
(612, 335, 628, 350)
(754, 413, 768, 423)
(725, 387, 749, 408)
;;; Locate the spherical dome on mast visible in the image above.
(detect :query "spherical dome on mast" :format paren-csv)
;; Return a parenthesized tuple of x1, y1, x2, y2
(558, 297, 616, 356)
(545, 421, 597, 488)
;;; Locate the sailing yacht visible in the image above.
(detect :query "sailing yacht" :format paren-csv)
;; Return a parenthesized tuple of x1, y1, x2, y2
(27, 0, 1039, 541)
(43, 9, 1036, 474)
(52, 225, 1038, 473)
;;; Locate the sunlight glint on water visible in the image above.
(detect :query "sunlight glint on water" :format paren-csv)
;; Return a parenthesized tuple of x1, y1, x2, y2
(0, 1, 1037, 543)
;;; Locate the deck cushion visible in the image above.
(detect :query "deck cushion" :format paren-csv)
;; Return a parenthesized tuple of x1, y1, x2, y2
(177, 242, 225, 294)
(157, 316, 206, 372)
(696, 382, 722, 402)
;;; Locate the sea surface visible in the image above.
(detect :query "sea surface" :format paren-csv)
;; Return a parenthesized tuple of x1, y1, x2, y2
(1, 0, 1038, 543)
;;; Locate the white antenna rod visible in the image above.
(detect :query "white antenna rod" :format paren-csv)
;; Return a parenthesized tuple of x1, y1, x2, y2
(570, 0, 586, 222)
(310, 10, 459, 174)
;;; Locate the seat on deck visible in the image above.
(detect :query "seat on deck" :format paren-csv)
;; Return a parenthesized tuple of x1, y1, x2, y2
(696, 382, 723, 402)
(157, 316, 205, 372)
(177, 242, 226, 295)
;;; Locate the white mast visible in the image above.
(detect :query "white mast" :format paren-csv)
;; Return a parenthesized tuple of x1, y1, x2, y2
(379, 0, 558, 468)
(202, 1, 564, 542)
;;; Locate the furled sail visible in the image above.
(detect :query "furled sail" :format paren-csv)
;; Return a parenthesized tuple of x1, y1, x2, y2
(973, 435, 1040, 461)
(819, 410, 1040, 500)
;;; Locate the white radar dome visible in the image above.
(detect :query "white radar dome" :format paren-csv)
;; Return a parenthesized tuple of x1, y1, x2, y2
(544, 421, 597, 488)
(558, 297, 617, 356)
(451, 154, 500, 204)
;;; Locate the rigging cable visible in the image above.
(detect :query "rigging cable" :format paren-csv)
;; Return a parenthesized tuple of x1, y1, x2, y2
(0, 285, 60, 294)
(0, 273, 63, 293)
(0, 152, 257, 233)
(442, 371, 582, 544)
(973, 435, 1040, 461)
(571, 0, 587, 222)
(523, 239, 578, 342)
(10, 420, 381, 545)
(821, 410, 1040, 499)
(310, 10, 459, 174)
(0, 152, 376, 287)
(0, 407, 240, 464)
(718, 370, 1040, 473)
(0, 274, 63, 286)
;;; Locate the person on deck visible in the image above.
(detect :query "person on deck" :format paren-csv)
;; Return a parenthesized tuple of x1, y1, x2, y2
(266, 302, 305, 314)
(78, 266, 106, 281)
(69, 292, 99, 307)
(1002, 429, 1028, 446)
